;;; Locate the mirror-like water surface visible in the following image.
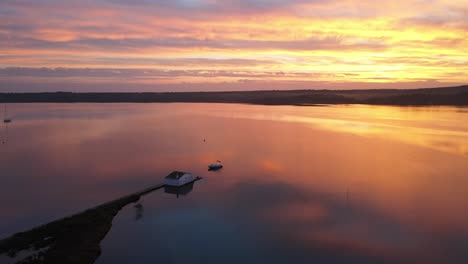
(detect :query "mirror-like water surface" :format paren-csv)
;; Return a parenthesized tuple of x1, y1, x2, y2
(1, 103, 468, 264)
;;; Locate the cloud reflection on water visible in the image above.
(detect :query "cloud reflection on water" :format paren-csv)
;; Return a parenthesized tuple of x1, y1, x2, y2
(1, 103, 467, 264)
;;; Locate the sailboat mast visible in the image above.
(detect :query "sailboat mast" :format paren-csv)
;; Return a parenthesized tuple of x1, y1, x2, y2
(3, 103, 12, 123)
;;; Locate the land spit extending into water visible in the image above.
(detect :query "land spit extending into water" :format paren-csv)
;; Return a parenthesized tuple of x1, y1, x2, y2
(1, 85, 468, 106)
(0, 177, 202, 264)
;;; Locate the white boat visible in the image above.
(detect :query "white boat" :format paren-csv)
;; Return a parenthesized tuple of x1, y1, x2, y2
(164, 171, 196, 187)
(208, 162, 223, 170)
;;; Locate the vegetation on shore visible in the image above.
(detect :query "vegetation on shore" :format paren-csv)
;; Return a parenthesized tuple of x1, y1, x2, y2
(0, 194, 140, 264)
(1, 85, 467, 106)
(0, 178, 196, 264)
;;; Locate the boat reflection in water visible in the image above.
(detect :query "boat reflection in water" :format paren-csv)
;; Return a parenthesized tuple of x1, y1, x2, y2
(134, 203, 143, 221)
(164, 181, 196, 198)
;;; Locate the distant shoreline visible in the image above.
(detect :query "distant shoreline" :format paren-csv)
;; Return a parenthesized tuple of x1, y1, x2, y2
(1, 85, 467, 106)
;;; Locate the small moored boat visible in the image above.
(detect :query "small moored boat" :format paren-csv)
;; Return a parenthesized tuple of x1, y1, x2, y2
(164, 171, 196, 187)
(208, 161, 223, 171)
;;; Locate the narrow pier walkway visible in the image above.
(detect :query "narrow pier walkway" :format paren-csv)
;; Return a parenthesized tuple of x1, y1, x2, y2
(92, 176, 203, 210)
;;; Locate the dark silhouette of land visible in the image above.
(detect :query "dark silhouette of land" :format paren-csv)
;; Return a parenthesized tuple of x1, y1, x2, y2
(0, 176, 202, 264)
(1, 85, 467, 106)
(0, 194, 140, 264)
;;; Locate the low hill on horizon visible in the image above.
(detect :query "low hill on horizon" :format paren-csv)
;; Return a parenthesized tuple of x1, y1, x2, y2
(1, 85, 467, 106)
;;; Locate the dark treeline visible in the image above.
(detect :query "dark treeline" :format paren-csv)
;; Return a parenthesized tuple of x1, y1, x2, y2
(1, 85, 467, 106)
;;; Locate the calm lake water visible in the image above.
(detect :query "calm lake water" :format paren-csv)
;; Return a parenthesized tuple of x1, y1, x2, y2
(1, 103, 468, 264)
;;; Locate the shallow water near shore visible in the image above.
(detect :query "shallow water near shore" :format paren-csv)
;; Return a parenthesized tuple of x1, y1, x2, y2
(1, 103, 468, 263)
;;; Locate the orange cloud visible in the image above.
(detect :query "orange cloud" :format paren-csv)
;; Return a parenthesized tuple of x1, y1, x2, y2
(0, 0, 466, 90)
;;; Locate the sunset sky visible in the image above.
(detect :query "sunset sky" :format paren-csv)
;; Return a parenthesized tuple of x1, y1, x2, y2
(1, 0, 467, 91)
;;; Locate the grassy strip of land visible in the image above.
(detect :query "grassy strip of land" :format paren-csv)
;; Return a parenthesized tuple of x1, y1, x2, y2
(0, 194, 140, 264)
(0, 180, 170, 264)
(0, 177, 203, 264)
(1, 85, 467, 106)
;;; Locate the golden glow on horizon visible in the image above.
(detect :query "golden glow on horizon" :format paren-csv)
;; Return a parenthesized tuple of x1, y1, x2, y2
(193, 104, 468, 155)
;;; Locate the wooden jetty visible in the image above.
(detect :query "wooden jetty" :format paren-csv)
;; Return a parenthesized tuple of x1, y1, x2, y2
(93, 176, 202, 210)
